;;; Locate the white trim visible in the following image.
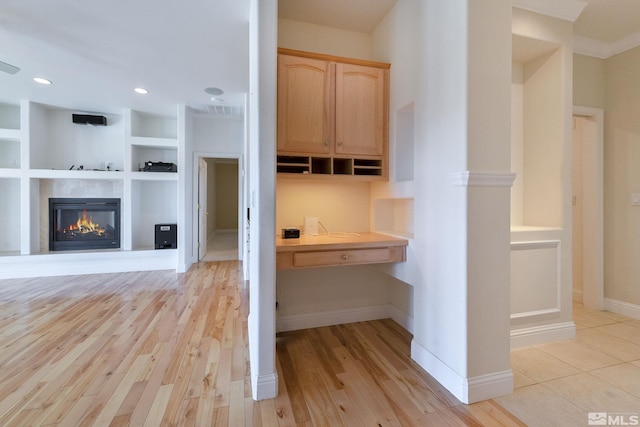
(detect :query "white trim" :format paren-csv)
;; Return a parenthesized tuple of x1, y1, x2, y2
(512, 0, 588, 22)
(276, 304, 391, 332)
(574, 32, 640, 59)
(510, 321, 576, 348)
(612, 31, 640, 58)
(410, 340, 513, 404)
(388, 304, 414, 334)
(0, 249, 178, 279)
(510, 240, 562, 320)
(511, 308, 561, 320)
(251, 372, 278, 401)
(450, 171, 517, 187)
(604, 298, 640, 320)
(573, 35, 614, 59)
(192, 152, 244, 266)
(573, 106, 605, 310)
(466, 370, 514, 403)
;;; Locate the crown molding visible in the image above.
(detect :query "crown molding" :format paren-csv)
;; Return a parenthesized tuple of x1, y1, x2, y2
(450, 171, 517, 188)
(573, 35, 612, 59)
(574, 31, 640, 59)
(611, 31, 640, 57)
(512, 0, 588, 22)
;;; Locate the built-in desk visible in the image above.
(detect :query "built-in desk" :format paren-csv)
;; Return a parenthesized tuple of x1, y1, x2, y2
(276, 232, 408, 270)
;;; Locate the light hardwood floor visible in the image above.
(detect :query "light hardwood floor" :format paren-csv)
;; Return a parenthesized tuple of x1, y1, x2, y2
(2, 261, 638, 426)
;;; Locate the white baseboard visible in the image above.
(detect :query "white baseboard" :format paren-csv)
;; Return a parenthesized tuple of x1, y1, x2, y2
(276, 304, 392, 332)
(604, 298, 640, 320)
(0, 249, 178, 279)
(388, 304, 414, 334)
(410, 339, 513, 404)
(510, 321, 576, 349)
(251, 372, 278, 401)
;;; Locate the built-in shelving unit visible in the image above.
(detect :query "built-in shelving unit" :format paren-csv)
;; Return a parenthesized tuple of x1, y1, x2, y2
(0, 100, 183, 277)
(276, 155, 383, 178)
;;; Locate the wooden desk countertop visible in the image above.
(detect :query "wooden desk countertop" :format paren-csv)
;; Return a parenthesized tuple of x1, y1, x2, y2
(276, 232, 408, 269)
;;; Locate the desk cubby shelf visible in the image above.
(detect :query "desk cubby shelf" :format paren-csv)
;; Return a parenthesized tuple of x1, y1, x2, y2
(277, 155, 383, 178)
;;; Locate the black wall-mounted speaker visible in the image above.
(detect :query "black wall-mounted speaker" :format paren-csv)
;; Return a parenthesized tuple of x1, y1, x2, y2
(72, 114, 107, 126)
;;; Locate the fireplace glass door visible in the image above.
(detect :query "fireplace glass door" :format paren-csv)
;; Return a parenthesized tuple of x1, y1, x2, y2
(49, 198, 121, 251)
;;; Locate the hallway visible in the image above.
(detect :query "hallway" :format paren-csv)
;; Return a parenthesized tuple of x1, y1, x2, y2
(201, 230, 238, 262)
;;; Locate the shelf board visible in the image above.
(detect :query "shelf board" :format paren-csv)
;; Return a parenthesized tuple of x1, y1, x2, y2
(0, 128, 21, 140)
(129, 171, 179, 181)
(129, 136, 178, 149)
(28, 169, 125, 180)
(0, 169, 22, 178)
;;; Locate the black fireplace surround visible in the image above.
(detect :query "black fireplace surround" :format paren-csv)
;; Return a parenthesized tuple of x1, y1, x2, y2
(49, 198, 121, 251)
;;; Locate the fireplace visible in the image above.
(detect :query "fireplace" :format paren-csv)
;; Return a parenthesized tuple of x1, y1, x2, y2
(49, 198, 121, 251)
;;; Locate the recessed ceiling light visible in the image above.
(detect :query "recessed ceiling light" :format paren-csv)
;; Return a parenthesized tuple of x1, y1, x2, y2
(33, 77, 52, 85)
(134, 87, 149, 94)
(204, 87, 224, 96)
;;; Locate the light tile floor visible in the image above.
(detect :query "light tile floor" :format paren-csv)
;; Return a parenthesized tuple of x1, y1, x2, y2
(496, 303, 640, 426)
(201, 230, 238, 262)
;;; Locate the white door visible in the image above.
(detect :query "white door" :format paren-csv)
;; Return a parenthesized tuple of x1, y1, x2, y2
(198, 158, 208, 260)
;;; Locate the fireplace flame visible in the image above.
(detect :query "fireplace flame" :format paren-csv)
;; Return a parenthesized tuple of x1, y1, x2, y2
(64, 210, 106, 236)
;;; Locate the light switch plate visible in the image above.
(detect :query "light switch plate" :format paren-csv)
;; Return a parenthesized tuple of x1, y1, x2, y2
(632, 193, 640, 206)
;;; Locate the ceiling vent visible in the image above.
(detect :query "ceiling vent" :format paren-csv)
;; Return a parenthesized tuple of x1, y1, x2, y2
(187, 100, 243, 118)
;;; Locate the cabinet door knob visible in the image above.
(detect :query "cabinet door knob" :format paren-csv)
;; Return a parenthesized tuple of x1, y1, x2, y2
(324, 139, 330, 145)
(342, 254, 349, 260)
(337, 141, 343, 146)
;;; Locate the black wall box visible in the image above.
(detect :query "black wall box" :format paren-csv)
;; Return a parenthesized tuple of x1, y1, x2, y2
(72, 114, 107, 126)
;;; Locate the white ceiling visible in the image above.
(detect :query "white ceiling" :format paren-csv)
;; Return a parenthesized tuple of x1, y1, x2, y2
(2, 0, 640, 117)
(278, 0, 398, 33)
(0, 0, 250, 116)
(574, 0, 640, 43)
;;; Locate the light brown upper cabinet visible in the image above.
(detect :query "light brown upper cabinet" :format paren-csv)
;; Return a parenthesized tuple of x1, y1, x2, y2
(277, 53, 333, 154)
(277, 48, 390, 179)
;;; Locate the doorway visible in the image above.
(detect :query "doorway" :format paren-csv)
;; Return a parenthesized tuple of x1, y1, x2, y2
(195, 155, 242, 262)
(572, 106, 604, 310)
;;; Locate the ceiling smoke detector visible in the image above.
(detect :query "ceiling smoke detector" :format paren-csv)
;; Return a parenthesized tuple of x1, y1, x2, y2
(204, 87, 224, 96)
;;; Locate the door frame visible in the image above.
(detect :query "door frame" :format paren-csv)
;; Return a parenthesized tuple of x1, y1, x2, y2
(573, 106, 604, 310)
(192, 152, 244, 262)
(197, 157, 208, 261)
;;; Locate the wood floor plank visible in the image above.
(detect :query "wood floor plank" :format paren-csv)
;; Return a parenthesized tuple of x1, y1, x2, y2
(0, 261, 528, 426)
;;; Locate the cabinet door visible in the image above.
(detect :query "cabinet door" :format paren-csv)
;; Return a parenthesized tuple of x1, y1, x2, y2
(335, 63, 387, 156)
(277, 55, 333, 154)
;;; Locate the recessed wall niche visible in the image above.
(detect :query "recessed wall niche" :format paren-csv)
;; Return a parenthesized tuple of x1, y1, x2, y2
(374, 198, 414, 238)
(0, 178, 20, 253)
(511, 35, 563, 228)
(395, 102, 415, 182)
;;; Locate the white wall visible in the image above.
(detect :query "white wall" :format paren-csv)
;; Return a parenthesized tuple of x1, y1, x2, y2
(604, 46, 640, 310)
(573, 54, 605, 109)
(192, 115, 244, 154)
(278, 18, 372, 60)
(276, 179, 371, 232)
(248, 0, 278, 401)
(375, 0, 514, 403)
(510, 8, 575, 346)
